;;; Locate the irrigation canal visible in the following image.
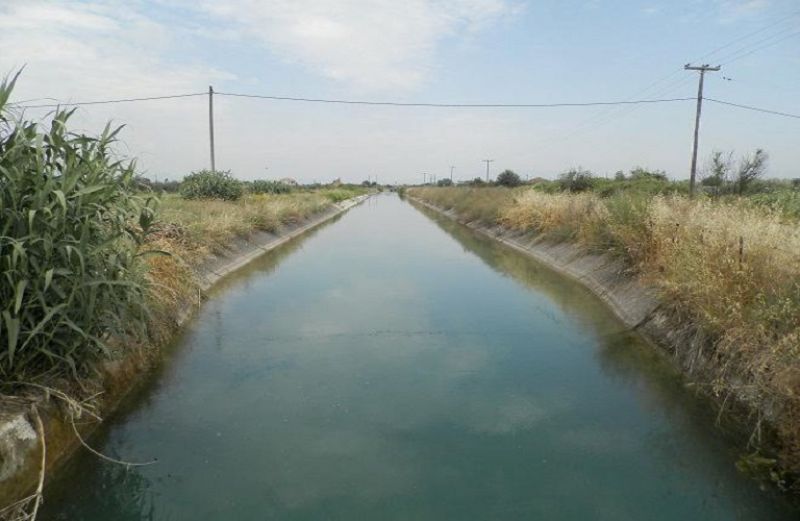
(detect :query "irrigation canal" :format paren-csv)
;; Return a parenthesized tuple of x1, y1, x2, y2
(42, 194, 799, 520)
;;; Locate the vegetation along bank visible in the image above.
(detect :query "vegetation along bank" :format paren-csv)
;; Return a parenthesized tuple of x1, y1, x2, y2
(0, 74, 368, 517)
(407, 168, 800, 491)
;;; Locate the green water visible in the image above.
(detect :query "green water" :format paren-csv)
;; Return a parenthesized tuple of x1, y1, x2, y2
(41, 194, 798, 520)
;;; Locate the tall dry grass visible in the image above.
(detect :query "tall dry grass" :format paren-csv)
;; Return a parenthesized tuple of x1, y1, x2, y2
(410, 186, 800, 474)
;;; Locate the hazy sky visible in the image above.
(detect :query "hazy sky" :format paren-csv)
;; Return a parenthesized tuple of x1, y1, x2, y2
(1, 0, 798, 183)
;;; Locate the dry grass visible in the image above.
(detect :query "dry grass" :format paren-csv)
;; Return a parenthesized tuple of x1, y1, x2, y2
(140, 190, 354, 343)
(410, 186, 800, 476)
(156, 192, 332, 261)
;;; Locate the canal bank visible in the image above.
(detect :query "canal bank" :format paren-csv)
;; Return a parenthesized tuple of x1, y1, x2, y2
(37, 194, 800, 519)
(0, 194, 370, 511)
(407, 194, 793, 489)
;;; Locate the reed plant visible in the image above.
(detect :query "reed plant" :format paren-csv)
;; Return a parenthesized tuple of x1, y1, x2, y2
(0, 74, 156, 380)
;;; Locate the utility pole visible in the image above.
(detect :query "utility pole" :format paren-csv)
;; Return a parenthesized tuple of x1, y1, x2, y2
(450, 166, 455, 182)
(685, 64, 720, 197)
(208, 85, 216, 172)
(422, 173, 427, 185)
(483, 159, 494, 183)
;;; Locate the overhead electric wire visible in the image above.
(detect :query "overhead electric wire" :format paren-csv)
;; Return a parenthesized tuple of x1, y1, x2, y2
(7, 91, 796, 123)
(697, 9, 800, 62)
(214, 91, 694, 108)
(706, 98, 800, 119)
(719, 29, 800, 65)
(10, 92, 207, 109)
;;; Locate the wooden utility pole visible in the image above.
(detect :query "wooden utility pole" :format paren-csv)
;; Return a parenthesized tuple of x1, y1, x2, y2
(483, 159, 494, 182)
(685, 64, 720, 197)
(450, 165, 455, 182)
(208, 85, 216, 172)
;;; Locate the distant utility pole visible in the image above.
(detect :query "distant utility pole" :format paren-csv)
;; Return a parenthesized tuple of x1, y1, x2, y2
(422, 173, 427, 185)
(450, 166, 455, 182)
(483, 159, 494, 182)
(208, 85, 216, 172)
(685, 64, 720, 197)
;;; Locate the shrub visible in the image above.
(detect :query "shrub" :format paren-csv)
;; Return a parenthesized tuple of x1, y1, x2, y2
(558, 168, 594, 192)
(736, 149, 768, 195)
(0, 73, 155, 379)
(437, 178, 453, 187)
(180, 169, 243, 200)
(628, 167, 668, 181)
(496, 170, 522, 187)
(248, 179, 292, 194)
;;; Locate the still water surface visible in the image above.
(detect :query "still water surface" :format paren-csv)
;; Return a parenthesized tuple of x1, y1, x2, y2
(42, 194, 798, 520)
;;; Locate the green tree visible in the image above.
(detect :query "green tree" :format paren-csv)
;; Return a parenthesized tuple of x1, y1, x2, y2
(496, 170, 522, 187)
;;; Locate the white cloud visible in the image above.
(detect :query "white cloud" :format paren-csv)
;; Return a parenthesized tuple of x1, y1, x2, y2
(0, 0, 522, 179)
(0, 0, 234, 175)
(192, 0, 520, 90)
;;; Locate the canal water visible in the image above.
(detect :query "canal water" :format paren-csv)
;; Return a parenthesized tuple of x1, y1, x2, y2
(41, 194, 798, 520)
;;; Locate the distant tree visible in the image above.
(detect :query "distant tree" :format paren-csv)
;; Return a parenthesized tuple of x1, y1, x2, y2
(496, 169, 522, 187)
(792, 178, 800, 191)
(736, 149, 768, 195)
(629, 167, 668, 181)
(558, 168, 594, 192)
(470, 177, 486, 186)
(136, 176, 181, 193)
(437, 178, 453, 187)
(701, 150, 732, 191)
(614, 170, 626, 181)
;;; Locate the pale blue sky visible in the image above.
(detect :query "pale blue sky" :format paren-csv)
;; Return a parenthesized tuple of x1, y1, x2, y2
(1, 0, 798, 183)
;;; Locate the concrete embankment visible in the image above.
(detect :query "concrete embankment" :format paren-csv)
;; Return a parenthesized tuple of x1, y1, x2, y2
(409, 197, 781, 460)
(0, 194, 370, 507)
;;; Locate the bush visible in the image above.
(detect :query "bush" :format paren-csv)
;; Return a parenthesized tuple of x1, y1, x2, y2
(496, 170, 522, 187)
(248, 179, 292, 194)
(0, 73, 155, 379)
(180, 169, 243, 200)
(628, 167, 668, 182)
(437, 178, 453, 187)
(558, 168, 594, 192)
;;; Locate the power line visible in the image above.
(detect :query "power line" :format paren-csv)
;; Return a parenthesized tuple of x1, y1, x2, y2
(698, 9, 800, 62)
(719, 29, 800, 65)
(706, 98, 800, 120)
(10, 92, 207, 109)
(214, 91, 694, 108)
